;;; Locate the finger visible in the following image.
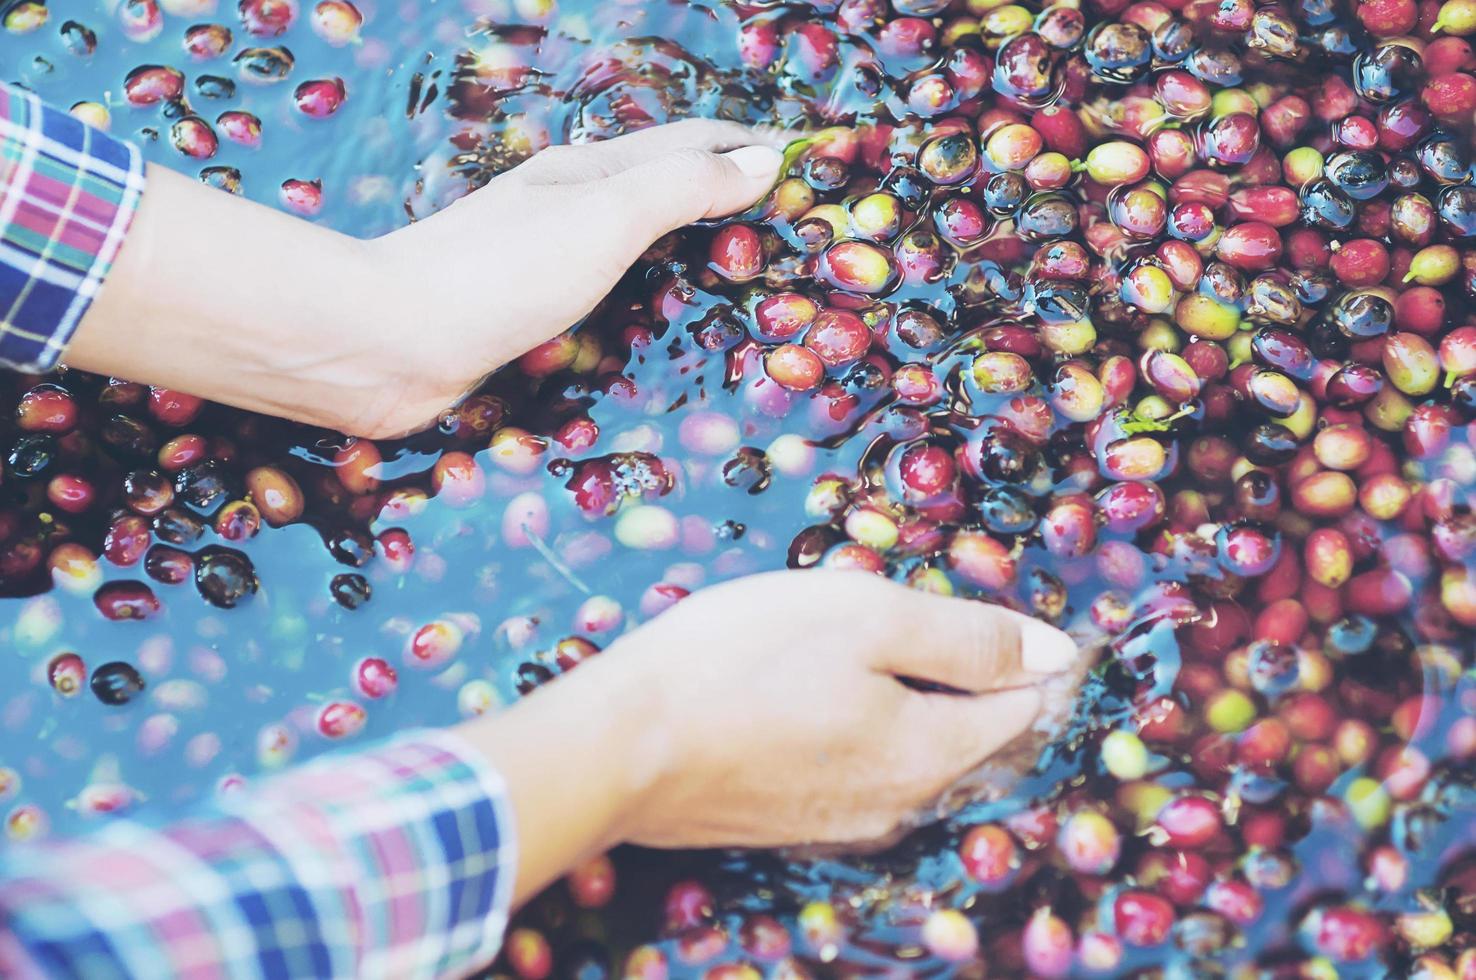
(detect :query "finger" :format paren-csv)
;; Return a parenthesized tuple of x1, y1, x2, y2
(910, 686, 1045, 774)
(877, 595, 1081, 694)
(514, 118, 785, 186)
(564, 144, 784, 260)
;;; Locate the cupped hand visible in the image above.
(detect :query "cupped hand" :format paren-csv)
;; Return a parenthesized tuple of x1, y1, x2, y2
(68, 119, 782, 440)
(476, 570, 1087, 903)
(604, 571, 1084, 849)
(359, 119, 784, 436)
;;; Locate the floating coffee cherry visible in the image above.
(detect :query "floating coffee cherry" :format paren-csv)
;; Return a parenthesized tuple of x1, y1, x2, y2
(354, 657, 397, 699)
(993, 33, 1057, 105)
(294, 77, 346, 117)
(244, 465, 301, 525)
(280, 179, 323, 216)
(176, 460, 232, 512)
(185, 23, 233, 59)
(765, 344, 825, 391)
(1084, 22, 1152, 83)
(16, 385, 76, 433)
(803, 309, 870, 367)
(239, 0, 297, 36)
(709, 224, 764, 281)
(1300, 179, 1358, 231)
(311, 0, 362, 44)
(330, 572, 371, 608)
(143, 539, 195, 586)
(1438, 185, 1476, 238)
(47, 653, 86, 697)
(94, 581, 161, 621)
(124, 64, 184, 105)
(118, 0, 163, 41)
(3, 2, 46, 33)
(194, 547, 258, 608)
(234, 45, 295, 82)
(170, 117, 219, 159)
(7, 434, 54, 479)
(217, 111, 263, 147)
(815, 240, 897, 294)
(316, 701, 366, 739)
(90, 661, 145, 705)
(1354, 42, 1422, 104)
(916, 132, 977, 185)
(153, 507, 206, 546)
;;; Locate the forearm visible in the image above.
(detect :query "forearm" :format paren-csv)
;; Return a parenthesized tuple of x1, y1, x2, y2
(65, 164, 401, 432)
(0, 668, 670, 979)
(463, 647, 672, 906)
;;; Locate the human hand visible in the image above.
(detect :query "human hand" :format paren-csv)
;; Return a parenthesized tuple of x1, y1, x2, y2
(473, 570, 1086, 904)
(68, 119, 782, 438)
(366, 118, 785, 434)
(604, 570, 1084, 848)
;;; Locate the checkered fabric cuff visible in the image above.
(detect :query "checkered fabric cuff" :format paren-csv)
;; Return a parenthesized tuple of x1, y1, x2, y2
(0, 83, 145, 372)
(0, 729, 517, 980)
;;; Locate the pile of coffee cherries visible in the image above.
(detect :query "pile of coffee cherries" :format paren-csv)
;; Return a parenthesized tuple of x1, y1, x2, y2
(6, 0, 1476, 975)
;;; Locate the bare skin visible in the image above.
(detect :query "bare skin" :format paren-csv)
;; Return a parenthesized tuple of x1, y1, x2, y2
(57, 119, 1088, 926)
(66, 119, 787, 438)
(474, 571, 1082, 906)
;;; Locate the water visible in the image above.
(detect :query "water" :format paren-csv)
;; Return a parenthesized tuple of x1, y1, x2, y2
(0, 1, 1475, 977)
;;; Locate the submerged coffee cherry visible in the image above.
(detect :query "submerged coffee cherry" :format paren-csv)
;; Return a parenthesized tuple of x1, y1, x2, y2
(1085, 22, 1152, 82)
(47, 652, 86, 697)
(1438, 186, 1476, 238)
(194, 547, 258, 608)
(330, 572, 372, 609)
(94, 581, 161, 621)
(709, 224, 764, 281)
(90, 661, 145, 705)
(917, 132, 977, 184)
(815, 240, 897, 294)
(993, 32, 1057, 104)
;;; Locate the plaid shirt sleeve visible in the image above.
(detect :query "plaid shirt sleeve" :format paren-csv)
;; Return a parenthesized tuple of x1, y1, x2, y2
(0, 729, 517, 980)
(0, 82, 145, 372)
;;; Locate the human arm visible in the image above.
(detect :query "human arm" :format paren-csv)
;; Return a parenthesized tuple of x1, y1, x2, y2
(0, 77, 783, 437)
(63, 117, 785, 438)
(0, 572, 1084, 976)
(473, 571, 1086, 906)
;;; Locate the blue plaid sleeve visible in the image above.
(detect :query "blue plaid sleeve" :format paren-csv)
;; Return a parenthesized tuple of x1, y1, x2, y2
(0, 82, 145, 372)
(0, 730, 517, 979)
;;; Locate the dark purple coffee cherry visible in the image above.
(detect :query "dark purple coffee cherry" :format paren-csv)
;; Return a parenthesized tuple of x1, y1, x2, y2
(330, 572, 372, 609)
(91, 661, 145, 705)
(194, 546, 258, 608)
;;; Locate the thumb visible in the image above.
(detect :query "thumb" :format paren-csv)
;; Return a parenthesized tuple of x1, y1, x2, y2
(513, 118, 782, 185)
(879, 595, 1081, 694)
(586, 144, 784, 244)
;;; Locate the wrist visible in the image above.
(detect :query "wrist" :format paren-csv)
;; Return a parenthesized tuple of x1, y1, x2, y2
(464, 652, 672, 905)
(67, 164, 401, 433)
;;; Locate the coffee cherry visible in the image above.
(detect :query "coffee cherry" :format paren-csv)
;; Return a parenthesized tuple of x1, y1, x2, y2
(90, 661, 145, 705)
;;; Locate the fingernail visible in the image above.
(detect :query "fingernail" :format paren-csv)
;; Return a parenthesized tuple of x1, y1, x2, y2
(1020, 619, 1080, 674)
(724, 144, 784, 179)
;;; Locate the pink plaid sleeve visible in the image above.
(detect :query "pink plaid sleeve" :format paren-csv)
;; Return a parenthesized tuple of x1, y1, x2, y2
(0, 729, 517, 980)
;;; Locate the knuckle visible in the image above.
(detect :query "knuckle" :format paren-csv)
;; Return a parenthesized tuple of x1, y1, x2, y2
(518, 143, 575, 176)
(664, 146, 726, 181)
(537, 143, 576, 161)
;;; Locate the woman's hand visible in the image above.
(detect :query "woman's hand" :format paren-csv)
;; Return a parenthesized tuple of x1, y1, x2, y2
(371, 119, 785, 432)
(469, 571, 1087, 905)
(66, 119, 782, 437)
